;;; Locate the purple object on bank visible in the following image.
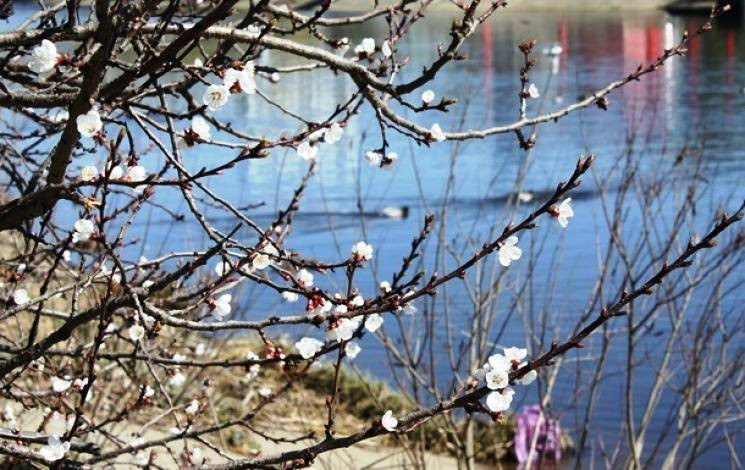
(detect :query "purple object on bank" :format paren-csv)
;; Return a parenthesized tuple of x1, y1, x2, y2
(514, 405, 562, 464)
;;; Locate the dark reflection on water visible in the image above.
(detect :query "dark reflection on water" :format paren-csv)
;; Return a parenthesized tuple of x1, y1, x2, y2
(4, 5, 745, 467)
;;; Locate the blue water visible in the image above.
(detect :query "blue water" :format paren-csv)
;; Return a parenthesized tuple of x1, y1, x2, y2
(3, 5, 745, 468)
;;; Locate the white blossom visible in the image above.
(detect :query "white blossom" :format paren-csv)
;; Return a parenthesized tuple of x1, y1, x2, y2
(185, 399, 199, 415)
(38, 436, 70, 461)
(381, 40, 392, 57)
(325, 123, 343, 144)
(296, 269, 314, 287)
(238, 61, 256, 94)
(129, 323, 145, 341)
(127, 165, 147, 182)
(381, 410, 398, 432)
(364, 313, 384, 332)
(429, 123, 446, 142)
(296, 141, 318, 161)
(245, 24, 261, 37)
(103, 323, 117, 337)
(135, 450, 149, 466)
(258, 387, 272, 397)
(527, 83, 540, 99)
(308, 128, 326, 142)
(72, 219, 95, 243)
(28, 40, 58, 74)
(212, 294, 232, 320)
(223, 62, 256, 94)
(335, 37, 350, 56)
(350, 295, 364, 307)
(310, 298, 331, 316)
(191, 116, 211, 141)
(76, 109, 102, 137)
(214, 260, 232, 276)
(345, 341, 361, 359)
(555, 198, 574, 228)
(143, 385, 155, 398)
(252, 253, 271, 270)
(488, 353, 510, 371)
(379, 281, 392, 293)
(12, 288, 30, 305)
(295, 337, 323, 359)
(403, 303, 417, 315)
(190, 447, 204, 466)
(52, 377, 71, 393)
(517, 365, 537, 386)
(168, 372, 186, 388)
(473, 365, 488, 380)
(497, 236, 522, 267)
(80, 166, 98, 181)
(486, 387, 514, 413)
(485, 368, 509, 390)
(399, 292, 417, 315)
(261, 243, 279, 258)
(332, 317, 360, 342)
(3, 405, 16, 427)
(245, 352, 261, 380)
(351, 241, 373, 261)
(355, 37, 375, 56)
(195, 343, 206, 356)
(365, 150, 382, 166)
(421, 89, 435, 104)
(282, 291, 299, 303)
(127, 165, 147, 192)
(203, 84, 230, 111)
(503, 347, 528, 363)
(141, 313, 155, 329)
(108, 165, 124, 179)
(485, 353, 511, 390)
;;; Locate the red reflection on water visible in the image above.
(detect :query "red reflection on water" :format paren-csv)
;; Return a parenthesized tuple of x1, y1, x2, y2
(481, 19, 493, 121)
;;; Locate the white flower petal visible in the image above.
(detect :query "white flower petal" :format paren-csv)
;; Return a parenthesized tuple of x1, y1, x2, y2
(381, 410, 397, 431)
(76, 109, 103, 138)
(203, 84, 230, 111)
(421, 89, 435, 104)
(345, 341, 361, 359)
(364, 314, 383, 332)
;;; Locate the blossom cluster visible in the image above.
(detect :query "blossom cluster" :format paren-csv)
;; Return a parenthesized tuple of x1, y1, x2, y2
(475, 347, 537, 415)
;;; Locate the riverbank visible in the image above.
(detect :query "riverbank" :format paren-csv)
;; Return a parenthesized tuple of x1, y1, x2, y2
(0, 227, 553, 469)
